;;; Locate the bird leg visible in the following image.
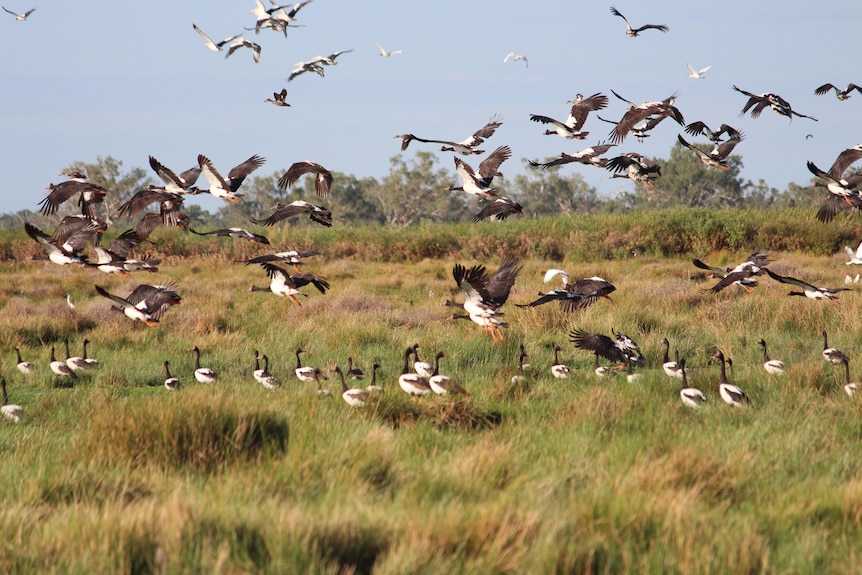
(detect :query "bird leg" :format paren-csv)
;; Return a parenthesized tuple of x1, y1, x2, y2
(287, 295, 302, 307)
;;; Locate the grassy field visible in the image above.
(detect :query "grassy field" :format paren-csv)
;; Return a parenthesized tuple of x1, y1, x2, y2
(1, 210, 861, 574)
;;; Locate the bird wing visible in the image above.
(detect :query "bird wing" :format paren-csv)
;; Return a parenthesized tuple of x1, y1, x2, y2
(291, 273, 330, 293)
(609, 6, 631, 30)
(829, 145, 862, 179)
(452, 263, 492, 304)
(692, 258, 725, 274)
(476, 145, 511, 181)
(148, 156, 186, 189)
(198, 154, 229, 191)
(765, 268, 817, 291)
(569, 329, 625, 363)
(633, 23, 669, 33)
(484, 254, 522, 307)
(95, 285, 134, 308)
(473, 198, 521, 222)
(227, 154, 266, 192)
(108, 229, 144, 259)
(192, 23, 216, 48)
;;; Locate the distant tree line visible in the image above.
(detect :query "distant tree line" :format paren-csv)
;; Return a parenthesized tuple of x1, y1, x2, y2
(0, 142, 826, 230)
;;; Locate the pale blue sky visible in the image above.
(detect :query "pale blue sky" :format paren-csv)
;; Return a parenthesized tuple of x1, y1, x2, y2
(1, 1, 860, 215)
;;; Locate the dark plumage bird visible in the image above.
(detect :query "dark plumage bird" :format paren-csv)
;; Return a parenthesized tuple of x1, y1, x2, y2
(249, 262, 329, 306)
(449, 254, 521, 344)
(277, 161, 333, 199)
(3, 6, 35, 20)
(692, 251, 770, 293)
(190, 227, 269, 244)
(608, 90, 684, 144)
(116, 185, 186, 228)
(806, 144, 862, 223)
(529, 93, 609, 140)
(252, 201, 332, 227)
(197, 154, 265, 203)
(265, 88, 290, 107)
(446, 145, 511, 197)
(90, 229, 159, 275)
(148, 156, 201, 194)
(814, 83, 862, 101)
(765, 269, 850, 302)
(288, 61, 325, 81)
(606, 152, 661, 188)
(192, 23, 242, 52)
(243, 249, 318, 271)
(473, 197, 523, 222)
(395, 115, 503, 155)
(529, 142, 616, 170)
(569, 328, 644, 367)
(225, 38, 262, 63)
(39, 174, 108, 219)
(24, 220, 100, 266)
(518, 276, 616, 312)
(676, 132, 743, 170)
(95, 283, 181, 327)
(732, 85, 817, 121)
(609, 6, 668, 36)
(683, 121, 742, 145)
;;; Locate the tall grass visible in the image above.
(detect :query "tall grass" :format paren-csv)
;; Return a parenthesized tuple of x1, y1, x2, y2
(0, 210, 861, 573)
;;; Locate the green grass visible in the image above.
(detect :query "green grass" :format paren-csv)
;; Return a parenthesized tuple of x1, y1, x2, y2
(1, 210, 861, 573)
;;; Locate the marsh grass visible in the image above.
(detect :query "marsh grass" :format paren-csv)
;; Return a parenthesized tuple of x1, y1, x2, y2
(1, 211, 862, 573)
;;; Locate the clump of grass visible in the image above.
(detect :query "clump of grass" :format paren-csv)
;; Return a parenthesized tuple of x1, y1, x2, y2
(76, 390, 289, 472)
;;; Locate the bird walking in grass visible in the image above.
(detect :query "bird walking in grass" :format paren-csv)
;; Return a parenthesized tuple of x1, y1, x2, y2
(678, 359, 707, 408)
(163, 361, 180, 390)
(191, 346, 217, 383)
(332, 365, 370, 407)
(1, 379, 23, 422)
(713, 350, 750, 407)
(757, 339, 785, 375)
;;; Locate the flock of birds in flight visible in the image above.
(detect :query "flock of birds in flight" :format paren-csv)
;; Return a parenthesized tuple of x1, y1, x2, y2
(2, 3, 862, 417)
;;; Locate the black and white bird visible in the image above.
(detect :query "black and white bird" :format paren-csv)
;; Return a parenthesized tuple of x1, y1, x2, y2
(473, 197, 523, 222)
(732, 85, 817, 121)
(529, 93, 608, 140)
(288, 61, 325, 81)
(446, 146, 511, 197)
(398, 346, 431, 397)
(294, 348, 319, 383)
(661, 338, 683, 379)
(191, 227, 269, 244)
(606, 152, 662, 189)
(428, 352, 468, 396)
(550, 346, 570, 379)
(609, 6, 668, 36)
(517, 273, 616, 312)
(1, 379, 23, 422)
(692, 251, 770, 294)
(163, 361, 180, 391)
(277, 161, 333, 199)
(821, 331, 848, 365)
(63, 338, 89, 372)
(225, 38, 262, 63)
(95, 283, 182, 327)
(757, 339, 785, 376)
(117, 186, 186, 231)
(678, 359, 707, 408)
(712, 350, 750, 407)
(450, 254, 521, 344)
(569, 328, 644, 368)
(15, 346, 34, 375)
(840, 358, 858, 397)
(3, 6, 34, 20)
(243, 249, 318, 271)
(503, 52, 528, 67)
(24, 221, 98, 266)
(307, 49, 353, 66)
(39, 173, 108, 219)
(814, 83, 862, 101)
(410, 344, 434, 379)
(529, 142, 616, 170)
(765, 268, 849, 302)
(249, 262, 329, 306)
(608, 90, 684, 144)
(190, 346, 217, 383)
(807, 144, 862, 223)
(265, 88, 290, 107)
(252, 201, 332, 227)
(197, 154, 265, 203)
(677, 132, 743, 170)
(332, 365, 370, 407)
(683, 122, 742, 146)
(395, 115, 503, 155)
(254, 352, 279, 389)
(374, 41, 402, 57)
(49, 346, 77, 380)
(192, 24, 242, 52)
(148, 155, 201, 194)
(845, 241, 862, 265)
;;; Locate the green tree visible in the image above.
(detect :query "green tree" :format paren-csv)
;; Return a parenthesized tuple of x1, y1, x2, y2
(513, 160, 603, 216)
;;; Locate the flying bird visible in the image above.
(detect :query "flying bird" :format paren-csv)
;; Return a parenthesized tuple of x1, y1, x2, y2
(448, 254, 521, 344)
(608, 90, 684, 143)
(503, 52, 528, 67)
(225, 38, 261, 63)
(609, 6, 669, 37)
(732, 85, 817, 121)
(190, 227, 269, 244)
(2, 6, 34, 20)
(117, 185, 186, 228)
(95, 283, 182, 327)
(243, 249, 318, 271)
(606, 152, 662, 189)
(395, 115, 503, 155)
(374, 41, 402, 57)
(683, 122, 742, 145)
(197, 154, 265, 203)
(569, 328, 644, 367)
(529, 142, 616, 170)
(147, 156, 201, 194)
(692, 251, 770, 294)
(249, 262, 329, 306)
(687, 63, 711, 79)
(845, 241, 862, 265)
(518, 276, 616, 312)
(307, 49, 353, 66)
(288, 61, 325, 81)
(252, 201, 332, 227)
(277, 161, 333, 199)
(192, 24, 242, 52)
(39, 173, 108, 219)
(814, 83, 862, 101)
(472, 197, 523, 222)
(265, 88, 290, 107)
(24, 221, 100, 266)
(676, 132, 743, 170)
(765, 268, 850, 302)
(445, 145, 511, 197)
(806, 144, 862, 222)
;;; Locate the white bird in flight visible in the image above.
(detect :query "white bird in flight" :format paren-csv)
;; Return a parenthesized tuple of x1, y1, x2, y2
(687, 63, 711, 79)
(374, 42, 402, 58)
(503, 52, 528, 67)
(845, 241, 862, 265)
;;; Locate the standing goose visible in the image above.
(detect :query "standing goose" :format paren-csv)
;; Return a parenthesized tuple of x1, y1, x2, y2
(1, 379, 23, 422)
(429, 352, 468, 396)
(678, 359, 707, 408)
(50, 346, 77, 380)
(398, 347, 431, 397)
(366, 363, 383, 393)
(661, 338, 683, 379)
(346, 357, 365, 380)
(294, 348, 318, 382)
(254, 352, 279, 389)
(821, 331, 848, 365)
(15, 346, 34, 375)
(163, 360, 180, 391)
(713, 350, 750, 407)
(410, 344, 434, 379)
(64, 338, 89, 372)
(551, 345, 570, 379)
(841, 358, 858, 397)
(518, 344, 531, 372)
(757, 339, 785, 375)
(190, 346, 217, 383)
(332, 365, 370, 407)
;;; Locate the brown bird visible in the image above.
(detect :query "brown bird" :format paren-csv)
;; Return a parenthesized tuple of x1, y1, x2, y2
(807, 144, 862, 223)
(608, 90, 684, 143)
(265, 88, 290, 107)
(277, 161, 333, 199)
(814, 82, 862, 101)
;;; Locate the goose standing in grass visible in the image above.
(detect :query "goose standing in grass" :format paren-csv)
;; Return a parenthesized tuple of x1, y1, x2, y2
(661, 338, 683, 379)
(551, 345, 571, 379)
(841, 358, 858, 397)
(366, 363, 383, 393)
(346, 357, 365, 380)
(713, 350, 750, 407)
(190, 346, 217, 383)
(678, 359, 707, 408)
(765, 269, 849, 303)
(845, 241, 862, 265)
(398, 347, 431, 397)
(15, 346, 34, 375)
(429, 352, 468, 396)
(50, 346, 77, 380)
(757, 339, 785, 375)
(254, 352, 279, 389)
(163, 361, 180, 391)
(518, 344, 531, 372)
(294, 348, 320, 383)
(410, 344, 434, 379)
(609, 6, 669, 37)
(814, 83, 862, 101)
(332, 365, 370, 407)
(1, 379, 23, 422)
(821, 331, 848, 365)
(197, 154, 265, 204)
(64, 338, 89, 372)
(626, 360, 642, 383)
